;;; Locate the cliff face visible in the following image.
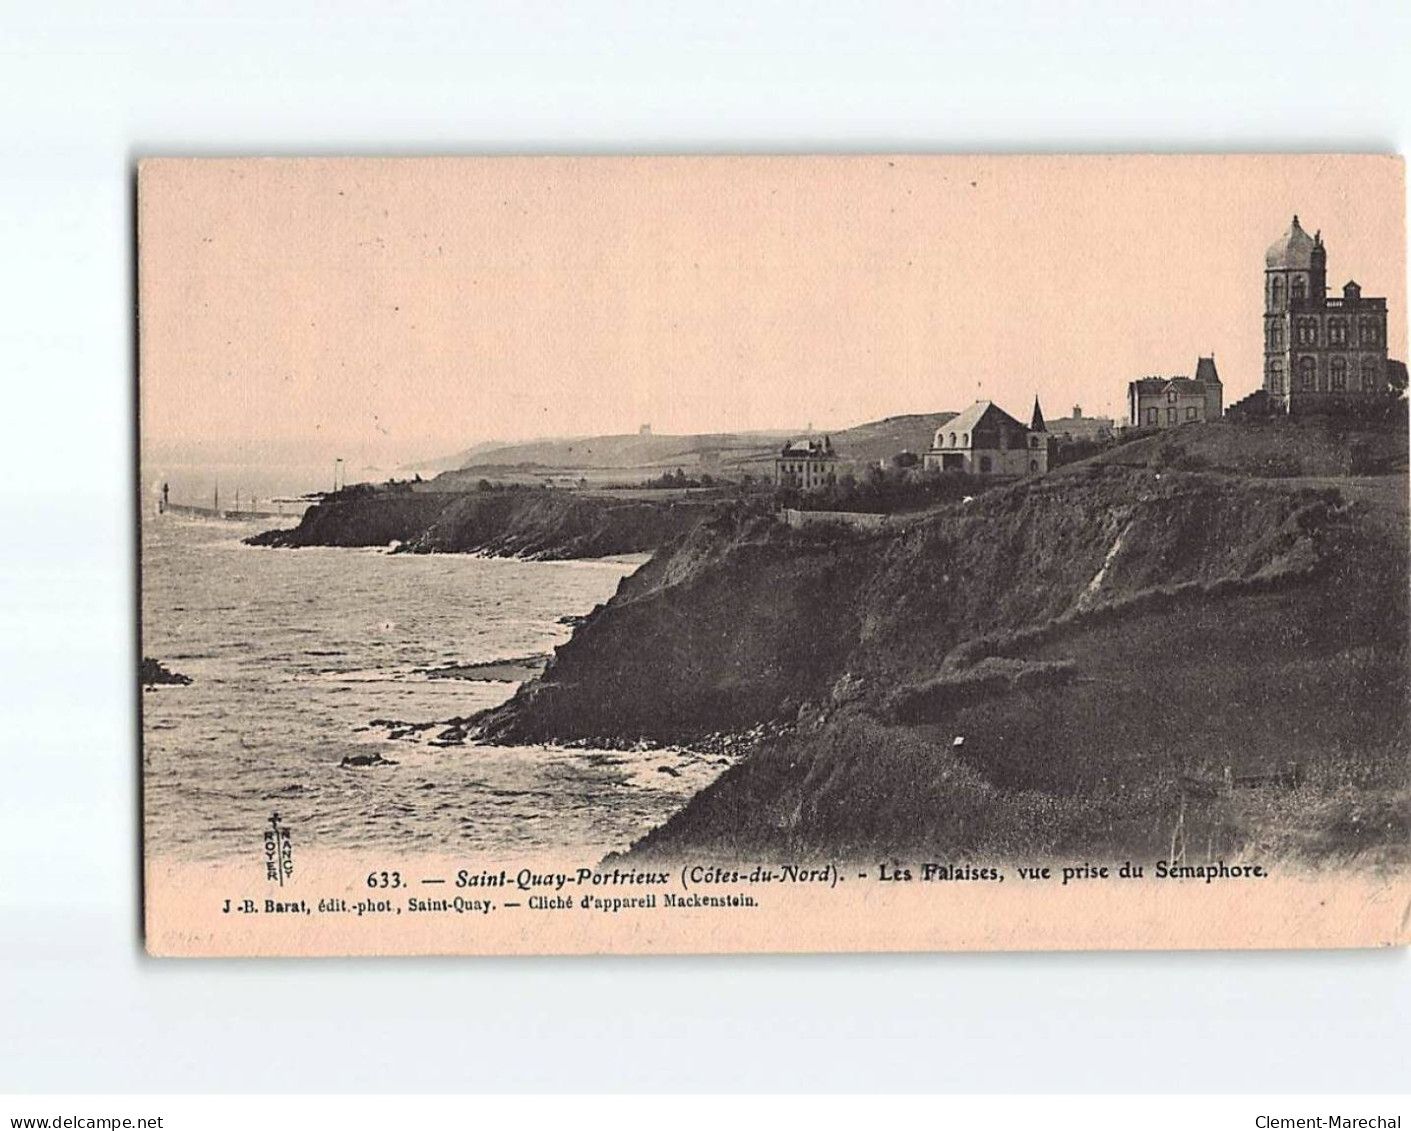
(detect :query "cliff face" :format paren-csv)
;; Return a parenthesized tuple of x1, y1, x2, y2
(476, 464, 1409, 865)
(247, 489, 712, 559)
(475, 465, 1349, 744)
(247, 493, 455, 549)
(475, 505, 871, 741)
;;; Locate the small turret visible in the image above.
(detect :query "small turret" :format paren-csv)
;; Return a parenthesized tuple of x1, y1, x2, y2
(1194, 356, 1223, 420)
(1310, 230, 1327, 299)
(1026, 397, 1049, 476)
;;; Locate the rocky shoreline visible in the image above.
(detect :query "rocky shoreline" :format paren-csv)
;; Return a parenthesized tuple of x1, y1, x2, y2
(420, 654, 550, 683)
(460, 461, 1409, 866)
(141, 658, 191, 687)
(246, 421, 1407, 867)
(247, 485, 716, 560)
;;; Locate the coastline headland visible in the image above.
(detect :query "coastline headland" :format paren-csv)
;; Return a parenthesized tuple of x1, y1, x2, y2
(245, 417, 1409, 867)
(472, 419, 1409, 866)
(246, 484, 718, 559)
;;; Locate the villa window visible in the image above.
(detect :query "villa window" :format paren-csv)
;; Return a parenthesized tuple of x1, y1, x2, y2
(1296, 319, 1317, 346)
(1167, 391, 1178, 404)
(949, 432, 956, 448)
(1362, 358, 1380, 391)
(1291, 276, 1306, 300)
(1271, 277, 1284, 307)
(1185, 407, 1198, 421)
(1145, 407, 1158, 425)
(1299, 356, 1316, 391)
(1166, 408, 1177, 425)
(1360, 320, 1380, 346)
(1268, 360, 1284, 393)
(1331, 356, 1347, 391)
(961, 433, 968, 446)
(1329, 320, 1348, 346)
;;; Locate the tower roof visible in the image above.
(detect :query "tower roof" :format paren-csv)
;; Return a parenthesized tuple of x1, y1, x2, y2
(1030, 396, 1046, 433)
(1193, 356, 1220, 385)
(1266, 215, 1318, 270)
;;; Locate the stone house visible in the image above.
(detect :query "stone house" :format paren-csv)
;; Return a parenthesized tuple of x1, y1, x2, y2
(924, 399, 1049, 476)
(774, 437, 839, 489)
(1127, 357, 1223, 429)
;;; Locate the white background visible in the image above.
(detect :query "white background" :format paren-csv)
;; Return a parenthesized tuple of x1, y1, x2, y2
(2, 0, 1408, 1094)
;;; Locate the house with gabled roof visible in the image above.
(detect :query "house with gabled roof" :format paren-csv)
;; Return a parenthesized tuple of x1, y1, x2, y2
(1127, 357, 1223, 429)
(923, 399, 1048, 477)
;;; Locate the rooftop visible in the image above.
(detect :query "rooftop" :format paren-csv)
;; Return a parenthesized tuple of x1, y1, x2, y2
(1193, 356, 1221, 385)
(1266, 215, 1321, 271)
(779, 437, 836, 458)
(1129, 376, 1211, 396)
(931, 400, 1031, 447)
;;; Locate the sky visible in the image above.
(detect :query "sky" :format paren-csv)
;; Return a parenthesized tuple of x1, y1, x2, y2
(139, 154, 1405, 466)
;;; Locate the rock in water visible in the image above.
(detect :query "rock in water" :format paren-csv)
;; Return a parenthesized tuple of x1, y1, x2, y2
(141, 658, 192, 686)
(340, 752, 398, 768)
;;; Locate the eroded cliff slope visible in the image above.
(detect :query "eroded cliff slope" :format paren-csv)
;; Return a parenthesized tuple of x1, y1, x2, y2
(474, 464, 1408, 865)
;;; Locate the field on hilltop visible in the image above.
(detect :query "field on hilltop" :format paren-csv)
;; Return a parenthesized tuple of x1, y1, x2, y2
(426, 430, 792, 474)
(1086, 414, 1409, 480)
(408, 412, 961, 482)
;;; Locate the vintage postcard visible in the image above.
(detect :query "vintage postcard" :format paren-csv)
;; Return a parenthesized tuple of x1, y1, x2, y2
(139, 155, 1410, 956)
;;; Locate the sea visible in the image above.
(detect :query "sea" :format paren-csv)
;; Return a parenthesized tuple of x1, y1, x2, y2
(141, 514, 732, 864)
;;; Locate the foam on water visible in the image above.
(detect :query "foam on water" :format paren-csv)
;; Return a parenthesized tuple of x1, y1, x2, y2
(142, 518, 725, 863)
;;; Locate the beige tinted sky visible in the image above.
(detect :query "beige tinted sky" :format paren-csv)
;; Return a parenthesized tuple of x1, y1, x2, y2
(139, 155, 1405, 463)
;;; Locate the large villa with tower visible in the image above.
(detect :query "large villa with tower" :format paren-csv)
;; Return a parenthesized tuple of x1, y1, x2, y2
(1262, 215, 1389, 413)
